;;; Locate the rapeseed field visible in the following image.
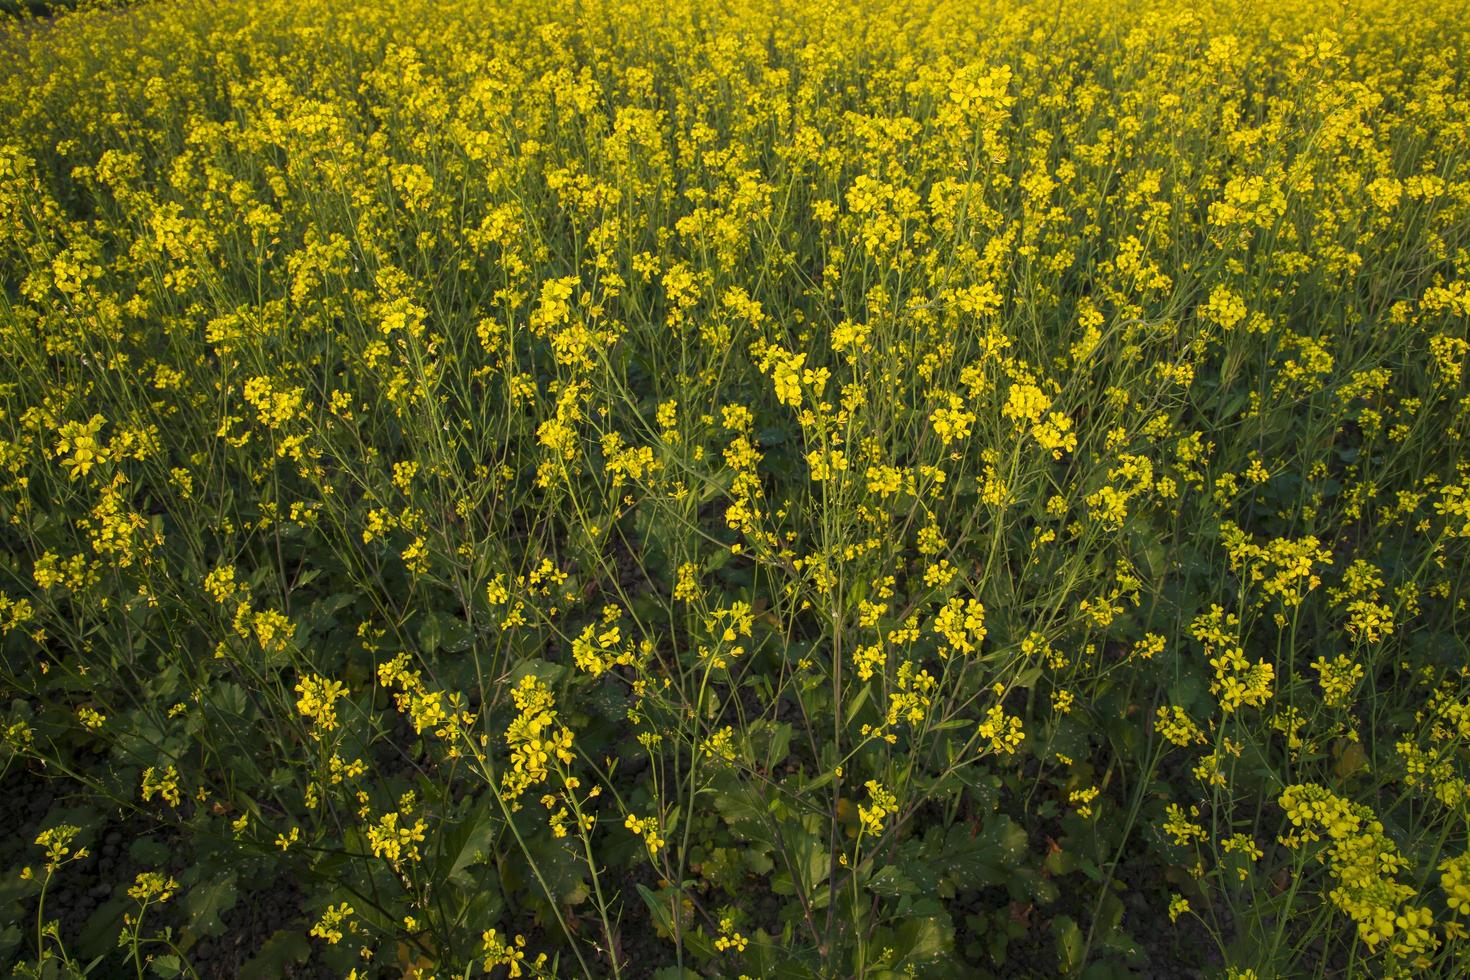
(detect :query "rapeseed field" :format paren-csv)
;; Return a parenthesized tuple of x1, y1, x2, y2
(2, 0, 1469, 976)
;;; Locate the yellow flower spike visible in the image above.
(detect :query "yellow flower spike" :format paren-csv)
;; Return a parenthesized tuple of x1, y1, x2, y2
(127, 871, 178, 905)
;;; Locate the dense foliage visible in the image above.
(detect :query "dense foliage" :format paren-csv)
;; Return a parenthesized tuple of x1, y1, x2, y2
(2, 0, 1469, 976)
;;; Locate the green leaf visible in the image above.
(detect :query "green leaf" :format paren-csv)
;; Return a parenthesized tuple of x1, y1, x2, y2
(418, 610, 444, 653)
(182, 872, 237, 939)
(75, 897, 128, 959)
(867, 864, 918, 896)
(440, 616, 472, 653)
(713, 782, 772, 844)
(239, 929, 310, 980)
(636, 883, 677, 938)
(511, 658, 565, 687)
(0, 923, 21, 966)
(1012, 666, 1044, 689)
(770, 722, 793, 764)
(439, 805, 497, 887)
(150, 954, 183, 978)
(1043, 845, 1077, 876)
(130, 837, 170, 866)
(1052, 914, 1085, 974)
(898, 914, 953, 961)
(791, 825, 830, 893)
